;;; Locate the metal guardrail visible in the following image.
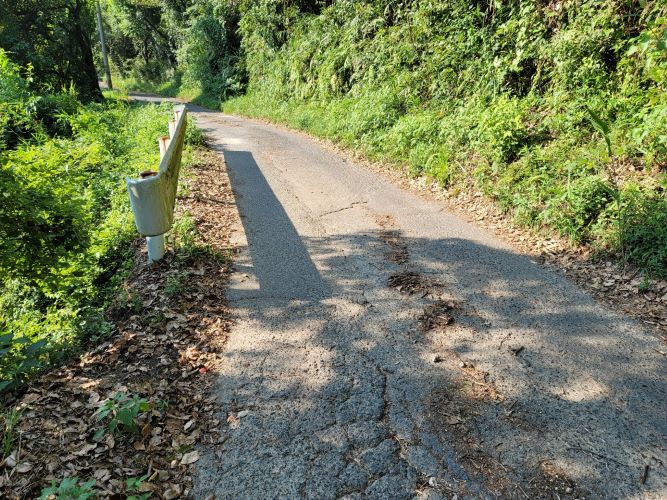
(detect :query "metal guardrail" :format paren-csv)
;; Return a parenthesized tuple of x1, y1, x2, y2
(126, 105, 187, 262)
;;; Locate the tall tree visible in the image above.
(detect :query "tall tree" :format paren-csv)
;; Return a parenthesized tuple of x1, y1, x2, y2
(0, 0, 103, 101)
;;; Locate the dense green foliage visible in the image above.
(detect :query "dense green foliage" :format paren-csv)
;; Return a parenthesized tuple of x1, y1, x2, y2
(0, 0, 103, 101)
(0, 50, 177, 391)
(224, 0, 666, 276)
(100, 0, 244, 102)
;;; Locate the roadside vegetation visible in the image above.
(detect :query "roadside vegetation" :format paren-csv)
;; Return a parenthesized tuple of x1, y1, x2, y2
(107, 0, 666, 278)
(0, 3, 225, 495)
(0, 48, 204, 394)
(228, 1, 667, 278)
(0, 136, 230, 500)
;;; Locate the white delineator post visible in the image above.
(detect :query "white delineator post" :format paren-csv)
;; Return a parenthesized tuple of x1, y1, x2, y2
(126, 105, 187, 264)
(146, 234, 166, 262)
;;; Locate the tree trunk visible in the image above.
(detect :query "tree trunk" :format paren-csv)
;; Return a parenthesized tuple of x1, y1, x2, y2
(71, 0, 103, 102)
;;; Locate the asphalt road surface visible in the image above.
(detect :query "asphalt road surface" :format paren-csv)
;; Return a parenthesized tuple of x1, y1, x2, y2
(134, 96, 666, 499)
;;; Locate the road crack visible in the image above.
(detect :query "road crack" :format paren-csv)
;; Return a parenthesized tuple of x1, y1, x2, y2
(319, 201, 367, 217)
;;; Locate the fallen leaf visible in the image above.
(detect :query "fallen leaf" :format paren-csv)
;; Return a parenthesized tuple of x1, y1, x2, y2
(164, 484, 182, 499)
(93, 468, 111, 482)
(180, 450, 200, 465)
(74, 443, 97, 457)
(446, 416, 464, 425)
(15, 462, 33, 473)
(4, 452, 16, 468)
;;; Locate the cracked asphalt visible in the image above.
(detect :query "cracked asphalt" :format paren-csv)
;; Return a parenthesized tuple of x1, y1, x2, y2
(133, 96, 666, 498)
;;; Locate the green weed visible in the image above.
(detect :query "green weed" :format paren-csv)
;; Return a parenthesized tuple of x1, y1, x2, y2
(39, 477, 95, 500)
(0, 332, 47, 393)
(126, 474, 151, 500)
(1, 407, 21, 457)
(147, 311, 166, 327)
(93, 392, 150, 438)
(165, 272, 191, 298)
(171, 212, 198, 253)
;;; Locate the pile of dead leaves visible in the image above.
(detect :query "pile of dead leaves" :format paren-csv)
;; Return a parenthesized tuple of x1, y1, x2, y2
(379, 230, 409, 264)
(418, 300, 457, 331)
(0, 147, 236, 498)
(387, 271, 441, 296)
(388, 272, 424, 294)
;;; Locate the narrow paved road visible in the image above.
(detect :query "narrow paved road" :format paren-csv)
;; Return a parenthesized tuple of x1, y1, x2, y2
(136, 96, 666, 498)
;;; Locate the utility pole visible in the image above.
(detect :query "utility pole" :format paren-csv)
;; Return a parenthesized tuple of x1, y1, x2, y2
(95, 1, 112, 90)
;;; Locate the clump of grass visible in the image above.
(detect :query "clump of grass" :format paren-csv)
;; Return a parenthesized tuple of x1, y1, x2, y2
(1, 407, 22, 458)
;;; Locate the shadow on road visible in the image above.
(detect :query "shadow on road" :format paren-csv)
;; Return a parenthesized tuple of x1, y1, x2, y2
(191, 144, 666, 498)
(218, 148, 330, 300)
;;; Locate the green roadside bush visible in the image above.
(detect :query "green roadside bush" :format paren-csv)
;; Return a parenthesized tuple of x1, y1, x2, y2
(618, 186, 667, 275)
(0, 49, 183, 392)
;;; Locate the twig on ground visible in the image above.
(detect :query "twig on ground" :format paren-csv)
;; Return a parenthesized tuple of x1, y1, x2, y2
(567, 447, 625, 467)
(640, 464, 650, 485)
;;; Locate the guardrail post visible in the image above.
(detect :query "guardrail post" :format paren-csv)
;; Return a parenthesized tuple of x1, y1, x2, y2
(146, 234, 166, 263)
(126, 105, 188, 264)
